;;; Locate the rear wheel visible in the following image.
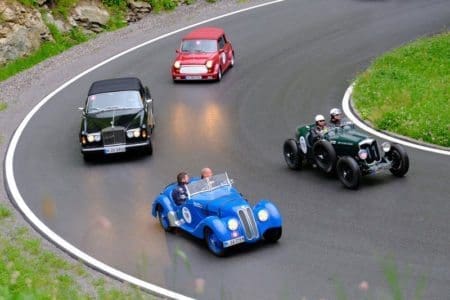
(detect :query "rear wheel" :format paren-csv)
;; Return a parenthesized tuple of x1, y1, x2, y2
(387, 144, 409, 177)
(157, 206, 173, 233)
(312, 140, 337, 174)
(204, 227, 226, 257)
(283, 139, 302, 170)
(230, 53, 235, 68)
(336, 156, 361, 189)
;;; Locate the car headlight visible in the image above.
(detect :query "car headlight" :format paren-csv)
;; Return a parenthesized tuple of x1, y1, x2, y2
(87, 133, 101, 143)
(382, 142, 391, 153)
(257, 209, 269, 222)
(127, 129, 141, 138)
(358, 149, 368, 160)
(227, 218, 239, 231)
(174, 61, 181, 69)
(206, 60, 213, 69)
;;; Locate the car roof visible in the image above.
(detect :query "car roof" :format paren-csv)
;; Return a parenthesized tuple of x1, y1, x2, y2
(88, 77, 143, 96)
(182, 27, 225, 40)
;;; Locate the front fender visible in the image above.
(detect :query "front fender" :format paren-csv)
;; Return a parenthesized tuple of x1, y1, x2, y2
(151, 195, 175, 218)
(253, 200, 283, 231)
(195, 216, 229, 240)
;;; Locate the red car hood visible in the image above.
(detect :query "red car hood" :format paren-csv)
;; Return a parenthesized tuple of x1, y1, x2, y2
(177, 53, 216, 65)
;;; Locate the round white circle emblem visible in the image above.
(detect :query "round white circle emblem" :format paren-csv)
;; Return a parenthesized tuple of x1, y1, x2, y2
(299, 136, 307, 154)
(182, 207, 192, 224)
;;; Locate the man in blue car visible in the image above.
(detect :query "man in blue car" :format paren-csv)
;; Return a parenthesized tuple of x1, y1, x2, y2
(172, 172, 189, 205)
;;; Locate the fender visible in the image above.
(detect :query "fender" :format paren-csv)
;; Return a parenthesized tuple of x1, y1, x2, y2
(194, 216, 229, 240)
(253, 200, 283, 231)
(151, 194, 175, 218)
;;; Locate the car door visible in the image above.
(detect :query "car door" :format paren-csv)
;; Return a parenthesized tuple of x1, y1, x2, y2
(217, 35, 228, 70)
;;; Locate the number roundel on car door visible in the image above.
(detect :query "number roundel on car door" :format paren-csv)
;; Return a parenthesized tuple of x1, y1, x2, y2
(182, 207, 192, 224)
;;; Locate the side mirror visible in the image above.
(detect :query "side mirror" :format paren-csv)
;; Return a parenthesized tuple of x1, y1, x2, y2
(145, 99, 153, 105)
(144, 86, 151, 99)
(78, 107, 85, 115)
(176, 49, 180, 54)
(219, 49, 224, 54)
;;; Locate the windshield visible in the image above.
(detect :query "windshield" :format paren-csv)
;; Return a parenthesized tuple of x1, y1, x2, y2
(86, 90, 143, 113)
(187, 173, 232, 196)
(325, 122, 355, 138)
(181, 40, 218, 53)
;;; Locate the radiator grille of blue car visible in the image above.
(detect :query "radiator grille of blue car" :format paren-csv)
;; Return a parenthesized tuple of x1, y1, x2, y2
(360, 141, 380, 164)
(238, 207, 259, 240)
(102, 127, 125, 146)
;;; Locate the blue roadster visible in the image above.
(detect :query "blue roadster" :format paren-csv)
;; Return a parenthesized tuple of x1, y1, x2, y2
(151, 173, 282, 256)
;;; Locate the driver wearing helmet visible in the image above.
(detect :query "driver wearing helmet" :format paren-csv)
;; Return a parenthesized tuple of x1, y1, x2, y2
(329, 108, 349, 127)
(311, 114, 329, 142)
(172, 172, 189, 206)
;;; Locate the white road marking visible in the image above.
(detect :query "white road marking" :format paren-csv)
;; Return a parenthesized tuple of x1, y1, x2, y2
(342, 84, 450, 156)
(4, 1, 285, 299)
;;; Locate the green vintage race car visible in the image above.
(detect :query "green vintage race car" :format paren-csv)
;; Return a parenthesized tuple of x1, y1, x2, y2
(283, 123, 409, 189)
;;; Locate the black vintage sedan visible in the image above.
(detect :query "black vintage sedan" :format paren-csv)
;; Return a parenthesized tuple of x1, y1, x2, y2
(79, 77, 155, 160)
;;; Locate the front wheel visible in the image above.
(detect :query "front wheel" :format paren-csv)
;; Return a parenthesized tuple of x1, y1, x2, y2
(283, 139, 302, 170)
(157, 206, 174, 233)
(216, 67, 222, 82)
(263, 227, 282, 243)
(204, 227, 226, 257)
(312, 140, 337, 174)
(387, 144, 409, 177)
(336, 156, 361, 189)
(230, 53, 235, 68)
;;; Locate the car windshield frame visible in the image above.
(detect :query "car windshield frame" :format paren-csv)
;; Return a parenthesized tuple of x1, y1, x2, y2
(86, 90, 143, 114)
(325, 122, 355, 138)
(186, 173, 232, 197)
(181, 39, 218, 53)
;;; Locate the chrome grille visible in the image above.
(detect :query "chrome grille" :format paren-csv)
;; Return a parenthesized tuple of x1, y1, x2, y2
(102, 127, 125, 146)
(180, 65, 207, 74)
(238, 207, 259, 240)
(360, 141, 380, 163)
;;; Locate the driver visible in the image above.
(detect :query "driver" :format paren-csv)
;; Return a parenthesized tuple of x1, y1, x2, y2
(172, 172, 189, 205)
(329, 108, 344, 127)
(311, 114, 329, 142)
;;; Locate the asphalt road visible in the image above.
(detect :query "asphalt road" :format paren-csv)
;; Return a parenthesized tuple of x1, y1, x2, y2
(10, 0, 450, 299)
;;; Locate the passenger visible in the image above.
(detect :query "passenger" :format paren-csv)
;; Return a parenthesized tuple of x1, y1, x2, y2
(329, 108, 344, 127)
(172, 172, 189, 205)
(311, 114, 329, 143)
(200, 167, 213, 179)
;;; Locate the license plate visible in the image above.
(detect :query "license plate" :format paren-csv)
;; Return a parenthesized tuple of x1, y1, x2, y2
(223, 236, 245, 248)
(185, 75, 202, 80)
(104, 146, 126, 154)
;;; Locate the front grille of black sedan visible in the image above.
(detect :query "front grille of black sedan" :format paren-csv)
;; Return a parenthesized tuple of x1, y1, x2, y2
(102, 127, 126, 146)
(238, 207, 259, 240)
(360, 141, 380, 164)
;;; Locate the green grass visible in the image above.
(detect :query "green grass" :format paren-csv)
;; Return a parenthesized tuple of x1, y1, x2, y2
(353, 32, 450, 147)
(148, 0, 178, 12)
(0, 204, 154, 299)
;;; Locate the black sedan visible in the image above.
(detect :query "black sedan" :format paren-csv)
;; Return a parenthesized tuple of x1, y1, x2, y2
(79, 77, 155, 160)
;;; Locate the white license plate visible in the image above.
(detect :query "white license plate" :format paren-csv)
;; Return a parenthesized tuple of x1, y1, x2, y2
(223, 236, 245, 248)
(104, 146, 126, 154)
(185, 75, 202, 80)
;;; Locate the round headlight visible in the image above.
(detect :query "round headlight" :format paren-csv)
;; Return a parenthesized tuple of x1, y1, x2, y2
(206, 60, 213, 69)
(126, 131, 134, 138)
(258, 209, 269, 222)
(382, 142, 391, 153)
(94, 134, 101, 142)
(87, 135, 95, 143)
(174, 61, 181, 69)
(358, 149, 368, 160)
(133, 129, 140, 138)
(227, 218, 239, 231)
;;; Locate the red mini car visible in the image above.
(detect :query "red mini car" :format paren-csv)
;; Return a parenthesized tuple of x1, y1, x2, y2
(172, 27, 235, 82)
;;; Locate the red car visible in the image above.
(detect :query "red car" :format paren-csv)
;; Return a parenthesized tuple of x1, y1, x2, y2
(172, 27, 235, 82)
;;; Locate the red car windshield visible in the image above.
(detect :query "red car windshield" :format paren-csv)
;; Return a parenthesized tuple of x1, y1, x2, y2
(181, 40, 218, 53)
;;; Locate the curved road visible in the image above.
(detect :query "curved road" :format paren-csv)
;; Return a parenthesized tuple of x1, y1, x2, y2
(9, 0, 450, 299)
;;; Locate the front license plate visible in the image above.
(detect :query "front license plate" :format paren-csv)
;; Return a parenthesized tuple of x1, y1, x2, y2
(223, 236, 245, 248)
(104, 146, 126, 154)
(185, 75, 202, 80)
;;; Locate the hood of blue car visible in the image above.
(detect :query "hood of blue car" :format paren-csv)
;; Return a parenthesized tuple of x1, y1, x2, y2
(191, 187, 248, 215)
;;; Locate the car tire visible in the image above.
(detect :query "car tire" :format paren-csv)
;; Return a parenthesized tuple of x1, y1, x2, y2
(263, 227, 282, 243)
(336, 156, 361, 190)
(145, 139, 153, 156)
(283, 139, 302, 170)
(312, 140, 337, 174)
(230, 53, 235, 68)
(204, 227, 226, 257)
(157, 206, 174, 233)
(387, 143, 409, 177)
(82, 152, 95, 162)
(217, 67, 222, 82)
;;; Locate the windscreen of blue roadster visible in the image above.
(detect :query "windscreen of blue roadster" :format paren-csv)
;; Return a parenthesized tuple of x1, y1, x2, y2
(187, 173, 232, 196)
(86, 90, 143, 113)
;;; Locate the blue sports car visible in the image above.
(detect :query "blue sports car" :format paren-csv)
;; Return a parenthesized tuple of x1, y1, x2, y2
(151, 173, 283, 256)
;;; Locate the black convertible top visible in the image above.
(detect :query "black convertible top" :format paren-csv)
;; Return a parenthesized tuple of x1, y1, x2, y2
(88, 77, 143, 96)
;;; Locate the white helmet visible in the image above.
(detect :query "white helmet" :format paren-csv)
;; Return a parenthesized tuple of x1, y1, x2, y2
(315, 114, 325, 122)
(330, 108, 342, 116)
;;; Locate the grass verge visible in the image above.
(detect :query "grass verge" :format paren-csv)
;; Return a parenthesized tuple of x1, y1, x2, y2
(353, 31, 450, 147)
(0, 203, 155, 299)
